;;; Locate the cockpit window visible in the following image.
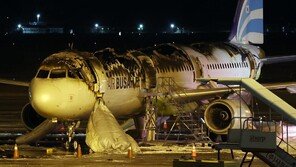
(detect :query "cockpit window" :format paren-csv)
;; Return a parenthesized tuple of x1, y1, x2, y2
(50, 70, 66, 78)
(68, 70, 76, 78)
(36, 70, 49, 78)
(68, 69, 84, 79)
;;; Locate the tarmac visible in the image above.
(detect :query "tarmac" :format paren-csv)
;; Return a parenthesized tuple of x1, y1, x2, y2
(0, 142, 268, 167)
(0, 81, 295, 166)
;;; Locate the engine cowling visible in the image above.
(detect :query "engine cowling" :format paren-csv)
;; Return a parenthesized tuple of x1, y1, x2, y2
(204, 99, 252, 134)
(21, 103, 46, 130)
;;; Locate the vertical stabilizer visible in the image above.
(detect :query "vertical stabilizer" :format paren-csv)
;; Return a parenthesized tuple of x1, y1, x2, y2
(228, 0, 263, 44)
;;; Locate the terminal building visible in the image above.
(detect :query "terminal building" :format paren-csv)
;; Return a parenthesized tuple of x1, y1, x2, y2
(17, 22, 64, 34)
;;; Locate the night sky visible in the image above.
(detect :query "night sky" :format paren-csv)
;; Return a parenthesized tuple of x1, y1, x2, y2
(1, 0, 296, 31)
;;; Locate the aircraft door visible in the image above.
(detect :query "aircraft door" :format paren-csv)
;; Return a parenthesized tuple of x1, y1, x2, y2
(85, 57, 108, 96)
(137, 56, 156, 89)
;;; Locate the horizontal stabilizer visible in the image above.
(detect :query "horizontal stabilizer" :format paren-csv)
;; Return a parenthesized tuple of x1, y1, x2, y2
(287, 86, 296, 94)
(261, 55, 296, 64)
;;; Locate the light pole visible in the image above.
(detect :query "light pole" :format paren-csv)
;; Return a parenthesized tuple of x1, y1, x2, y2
(36, 14, 40, 23)
(137, 24, 144, 31)
(170, 23, 175, 29)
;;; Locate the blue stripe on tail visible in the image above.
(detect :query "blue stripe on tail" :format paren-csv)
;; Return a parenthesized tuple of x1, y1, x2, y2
(228, 0, 264, 44)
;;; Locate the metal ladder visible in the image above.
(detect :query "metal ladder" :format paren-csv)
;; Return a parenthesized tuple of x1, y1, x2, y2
(156, 77, 211, 142)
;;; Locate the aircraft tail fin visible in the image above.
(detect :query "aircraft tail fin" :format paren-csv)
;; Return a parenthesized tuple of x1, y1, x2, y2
(228, 0, 263, 44)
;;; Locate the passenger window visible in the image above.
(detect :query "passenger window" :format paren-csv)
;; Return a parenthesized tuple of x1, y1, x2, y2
(36, 70, 49, 78)
(50, 70, 66, 78)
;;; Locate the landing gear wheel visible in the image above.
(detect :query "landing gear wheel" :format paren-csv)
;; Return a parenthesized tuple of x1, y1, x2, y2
(65, 140, 78, 151)
(209, 132, 218, 142)
(64, 121, 80, 151)
(73, 140, 78, 150)
(221, 134, 227, 142)
(209, 132, 228, 143)
(65, 141, 70, 150)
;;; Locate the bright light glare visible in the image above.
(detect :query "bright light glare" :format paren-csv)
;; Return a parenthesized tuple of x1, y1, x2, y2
(17, 24, 22, 28)
(95, 23, 99, 28)
(170, 24, 175, 28)
(137, 24, 144, 31)
(37, 14, 41, 18)
(41, 94, 50, 103)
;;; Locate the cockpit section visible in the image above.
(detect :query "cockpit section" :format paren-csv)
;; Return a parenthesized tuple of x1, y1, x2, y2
(30, 51, 99, 120)
(35, 51, 102, 91)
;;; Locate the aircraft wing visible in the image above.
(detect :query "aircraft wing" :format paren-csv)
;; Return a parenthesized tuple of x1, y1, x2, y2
(263, 82, 296, 93)
(0, 78, 30, 87)
(261, 55, 296, 64)
(164, 81, 296, 102)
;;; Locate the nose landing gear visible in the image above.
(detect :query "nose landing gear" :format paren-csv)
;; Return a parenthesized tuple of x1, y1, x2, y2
(64, 121, 80, 150)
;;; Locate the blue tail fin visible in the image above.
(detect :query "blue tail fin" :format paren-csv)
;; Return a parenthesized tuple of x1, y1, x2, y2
(228, 0, 263, 44)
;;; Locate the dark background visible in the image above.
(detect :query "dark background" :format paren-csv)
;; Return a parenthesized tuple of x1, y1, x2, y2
(0, 0, 295, 82)
(1, 0, 296, 31)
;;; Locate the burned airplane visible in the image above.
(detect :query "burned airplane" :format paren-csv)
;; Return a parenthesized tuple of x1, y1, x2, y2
(1, 0, 296, 152)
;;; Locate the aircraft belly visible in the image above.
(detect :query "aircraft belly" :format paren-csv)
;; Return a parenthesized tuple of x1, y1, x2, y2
(103, 88, 143, 117)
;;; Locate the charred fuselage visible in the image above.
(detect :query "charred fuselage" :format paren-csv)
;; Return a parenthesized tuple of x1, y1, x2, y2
(26, 42, 263, 132)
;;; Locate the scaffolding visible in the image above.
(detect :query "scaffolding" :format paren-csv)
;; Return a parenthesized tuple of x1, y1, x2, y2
(208, 78, 296, 167)
(143, 77, 211, 143)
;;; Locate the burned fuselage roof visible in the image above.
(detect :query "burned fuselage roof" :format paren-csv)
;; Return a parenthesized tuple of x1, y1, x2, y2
(94, 48, 142, 78)
(40, 51, 92, 70)
(140, 43, 194, 72)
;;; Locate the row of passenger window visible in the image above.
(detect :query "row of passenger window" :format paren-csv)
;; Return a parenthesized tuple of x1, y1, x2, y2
(156, 65, 193, 73)
(206, 61, 249, 70)
(36, 69, 84, 79)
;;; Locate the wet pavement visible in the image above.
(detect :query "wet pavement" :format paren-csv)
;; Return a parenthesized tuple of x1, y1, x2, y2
(0, 81, 295, 166)
(0, 142, 268, 167)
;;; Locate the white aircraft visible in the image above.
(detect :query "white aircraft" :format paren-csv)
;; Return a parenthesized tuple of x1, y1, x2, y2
(0, 0, 296, 152)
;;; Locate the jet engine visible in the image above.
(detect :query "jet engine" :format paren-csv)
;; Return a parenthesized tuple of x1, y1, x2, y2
(204, 99, 252, 134)
(21, 103, 46, 130)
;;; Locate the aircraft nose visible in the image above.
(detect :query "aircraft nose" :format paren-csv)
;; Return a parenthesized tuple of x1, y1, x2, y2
(29, 77, 97, 120)
(30, 79, 62, 118)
